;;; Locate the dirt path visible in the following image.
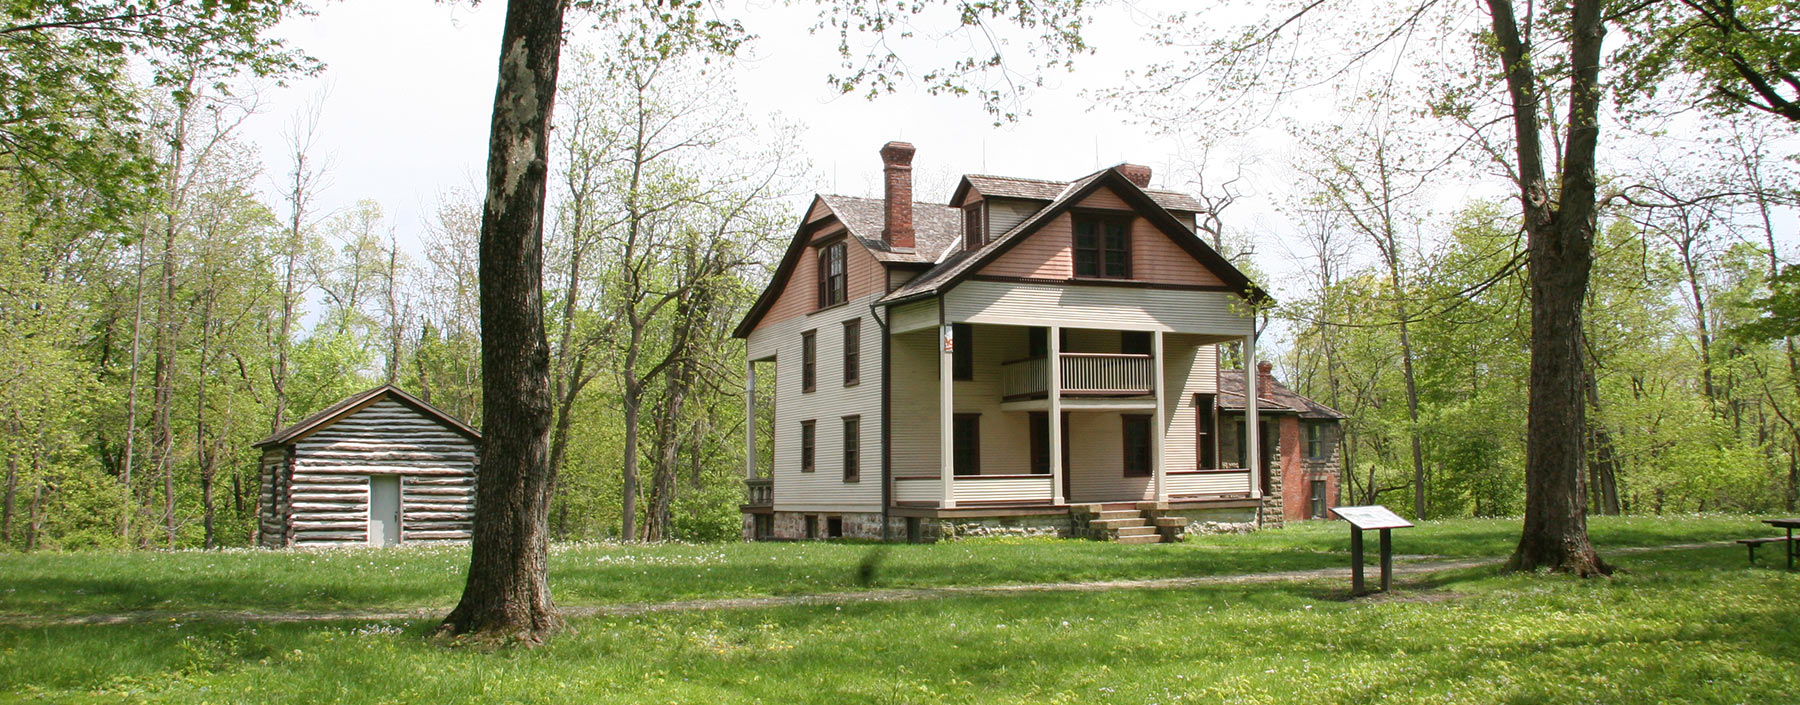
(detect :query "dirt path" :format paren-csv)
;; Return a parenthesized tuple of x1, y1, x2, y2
(0, 541, 1738, 628)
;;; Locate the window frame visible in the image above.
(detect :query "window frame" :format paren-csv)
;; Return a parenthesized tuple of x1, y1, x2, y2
(963, 201, 986, 251)
(1305, 422, 1325, 460)
(815, 240, 848, 309)
(1309, 479, 1328, 519)
(842, 415, 861, 483)
(800, 330, 817, 393)
(952, 413, 982, 476)
(952, 323, 974, 381)
(842, 318, 861, 387)
(1071, 211, 1133, 279)
(1121, 413, 1153, 477)
(1195, 393, 1218, 469)
(800, 420, 816, 473)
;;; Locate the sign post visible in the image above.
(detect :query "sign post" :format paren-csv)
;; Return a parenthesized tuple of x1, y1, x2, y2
(1330, 505, 1413, 595)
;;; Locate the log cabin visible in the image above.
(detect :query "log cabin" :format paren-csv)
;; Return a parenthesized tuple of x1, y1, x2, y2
(254, 385, 480, 548)
(736, 142, 1347, 543)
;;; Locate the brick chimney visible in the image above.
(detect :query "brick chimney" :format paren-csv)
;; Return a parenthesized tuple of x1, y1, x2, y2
(1256, 360, 1275, 397)
(1117, 163, 1152, 188)
(880, 141, 916, 250)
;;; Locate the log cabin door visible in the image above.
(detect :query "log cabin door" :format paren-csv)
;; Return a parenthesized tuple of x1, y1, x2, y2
(369, 475, 401, 546)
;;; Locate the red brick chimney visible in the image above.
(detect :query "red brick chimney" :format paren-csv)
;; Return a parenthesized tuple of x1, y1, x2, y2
(1256, 360, 1275, 396)
(880, 141, 916, 250)
(1117, 163, 1152, 188)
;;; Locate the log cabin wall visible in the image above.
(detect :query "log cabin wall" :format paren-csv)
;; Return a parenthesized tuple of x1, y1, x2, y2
(258, 393, 480, 548)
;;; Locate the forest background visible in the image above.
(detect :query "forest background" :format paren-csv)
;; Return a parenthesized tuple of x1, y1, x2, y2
(4, 0, 1797, 550)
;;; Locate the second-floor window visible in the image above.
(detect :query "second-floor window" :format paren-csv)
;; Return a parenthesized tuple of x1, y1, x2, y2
(801, 330, 817, 392)
(800, 420, 816, 472)
(842, 318, 860, 386)
(1306, 422, 1326, 460)
(1073, 213, 1131, 278)
(816, 241, 847, 308)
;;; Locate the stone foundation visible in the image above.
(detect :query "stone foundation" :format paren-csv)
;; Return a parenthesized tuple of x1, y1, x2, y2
(1155, 504, 1261, 542)
(886, 513, 1071, 542)
(751, 511, 885, 540)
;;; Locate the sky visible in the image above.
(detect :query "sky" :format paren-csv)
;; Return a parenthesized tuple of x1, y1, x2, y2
(237, 1, 1276, 261)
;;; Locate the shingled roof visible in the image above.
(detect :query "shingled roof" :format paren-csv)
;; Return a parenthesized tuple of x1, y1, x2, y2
(253, 385, 481, 448)
(1218, 370, 1347, 420)
(953, 172, 1207, 213)
(816, 194, 961, 265)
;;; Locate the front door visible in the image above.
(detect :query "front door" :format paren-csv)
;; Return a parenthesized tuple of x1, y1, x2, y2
(369, 475, 401, 546)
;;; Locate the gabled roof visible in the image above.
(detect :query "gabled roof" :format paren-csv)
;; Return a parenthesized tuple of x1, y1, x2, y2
(253, 384, 481, 448)
(1218, 370, 1348, 420)
(950, 172, 1207, 213)
(882, 166, 1266, 305)
(816, 194, 962, 264)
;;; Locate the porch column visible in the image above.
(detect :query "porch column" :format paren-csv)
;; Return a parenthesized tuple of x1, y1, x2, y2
(1244, 332, 1261, 499)
(745, 359, 757, 479)
(941, 323, 957, 508)
(1152, 330, 1166, 502)
(1049, 325, 1065, 505)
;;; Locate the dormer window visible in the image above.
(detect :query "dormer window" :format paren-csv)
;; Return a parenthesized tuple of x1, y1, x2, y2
(1073, 213, 1131, 278)
(816, 241, 847, 308)
(963, 202, 986, 251)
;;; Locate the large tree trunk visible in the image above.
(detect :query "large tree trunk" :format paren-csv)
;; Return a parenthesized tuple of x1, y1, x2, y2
(1490, 0, 1609, 576)
(436, 0, 566, 644)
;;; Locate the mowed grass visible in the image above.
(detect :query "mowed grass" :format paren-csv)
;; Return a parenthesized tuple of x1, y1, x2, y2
(2, 544, 1795, 704)
(0, 514, 1774, 617)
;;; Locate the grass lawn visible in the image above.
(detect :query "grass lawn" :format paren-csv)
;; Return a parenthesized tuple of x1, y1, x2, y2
(0, 514, 1773, 618)
(1, 538, 1795, 703)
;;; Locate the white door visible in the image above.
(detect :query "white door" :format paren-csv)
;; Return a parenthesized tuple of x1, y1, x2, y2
(369, 475, 402, 546)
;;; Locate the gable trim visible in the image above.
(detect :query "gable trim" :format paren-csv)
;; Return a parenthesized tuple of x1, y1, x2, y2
(734, 197, 845, 338)
(253, 385, 481, 448)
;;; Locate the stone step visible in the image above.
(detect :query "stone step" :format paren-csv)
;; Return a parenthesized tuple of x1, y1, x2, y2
(1095, 510, 1140, 521)
(1089, 518, 1148, 530)
(1115, 533, 1164, 544)
(1116, 525, 1158, 537)
(1153, 517, 1189, 528)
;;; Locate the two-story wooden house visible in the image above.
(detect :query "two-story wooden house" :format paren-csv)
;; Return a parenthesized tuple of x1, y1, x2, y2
(736, 142, 1325, 543)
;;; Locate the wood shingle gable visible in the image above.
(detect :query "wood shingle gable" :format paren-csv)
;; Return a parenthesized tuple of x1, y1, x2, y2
(883, 166, 1268, 306)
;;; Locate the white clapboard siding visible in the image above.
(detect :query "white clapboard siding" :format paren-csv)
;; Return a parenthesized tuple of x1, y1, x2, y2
(892, 477, 942, 504)
(954, 475, 1054, 505)
(889, 299, 938, 334)
(1166, 470, 1251, 496)
(745, 291, 884, 513)
(890, 330, 940, 479)
(1067, 410, 1153, 503)
(986, 197, 1040, 239)
(1162, 336, 1224, 473)
(946, 281, 1253, 336)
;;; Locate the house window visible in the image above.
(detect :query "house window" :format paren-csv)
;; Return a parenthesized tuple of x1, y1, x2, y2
(842, 318, 861, 387)
(963, 201, 985, 250)
(1310, 479, 1328, 519)
(952, 323, 974, 380)
(1073, 213, 1131, 278)
(801, 330, 816, 393)
(800, 420, 816, 473)
(816, 241, 847, 308)
(1196, 393, 1217, 469)
(1305, 423, 1325, 460)
(1122, 414, 1152, 477)
(953, 413, 981, 476)
(842, 416, 861, 483)
(1121, 331, 1152, 355)
(805, 514, 818, 539)
(827, 516, 844, 539)
(1029, 412, 1067, 475)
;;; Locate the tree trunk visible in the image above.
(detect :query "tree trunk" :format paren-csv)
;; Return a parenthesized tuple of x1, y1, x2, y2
(1489, 0, 1609, 575)
(436, 0, 566, 644)
(1582, 358, 1621, 515)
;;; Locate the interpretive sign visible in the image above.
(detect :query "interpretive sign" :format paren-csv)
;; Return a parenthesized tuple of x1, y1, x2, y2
(1330, 505, 1413, 595)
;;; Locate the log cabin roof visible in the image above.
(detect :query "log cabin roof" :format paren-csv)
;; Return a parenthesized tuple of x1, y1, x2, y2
(881, 166, 1264, 305)
(1217, 370, 1348, 420)
(252, 384, 481, 448)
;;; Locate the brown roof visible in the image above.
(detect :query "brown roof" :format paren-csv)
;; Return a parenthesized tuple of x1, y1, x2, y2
(1218, 370, 1347, 420)
(817, 194, 961, 264)
(953, 172, 1207, 213)
(253, 384, 481, 448)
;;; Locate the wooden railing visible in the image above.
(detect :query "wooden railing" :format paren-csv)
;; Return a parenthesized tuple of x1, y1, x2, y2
(1001, 353, 1155, 398)
(744, 477, 773, 506)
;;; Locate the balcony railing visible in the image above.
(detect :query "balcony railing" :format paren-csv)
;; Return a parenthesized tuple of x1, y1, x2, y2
(1001, 353, 1155, 398)
(744, 477, 773, 507)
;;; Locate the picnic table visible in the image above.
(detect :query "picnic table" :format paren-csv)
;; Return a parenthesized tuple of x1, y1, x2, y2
(1741, 518, 1800, 570)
